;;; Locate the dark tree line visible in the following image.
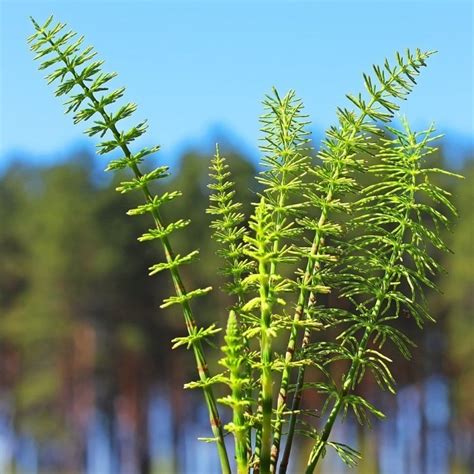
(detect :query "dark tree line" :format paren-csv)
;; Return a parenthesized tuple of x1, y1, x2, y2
(0, 143, 472, 472)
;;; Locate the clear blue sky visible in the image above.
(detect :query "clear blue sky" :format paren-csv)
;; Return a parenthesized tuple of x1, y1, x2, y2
(1, 0, 473, 167)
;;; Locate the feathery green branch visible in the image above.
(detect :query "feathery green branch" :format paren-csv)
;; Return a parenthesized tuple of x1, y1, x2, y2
(207, 146, 256, 460)
(305, 120, 459, 473)
(218, 310, 250, 474)
(249, 89, 311, 473)
(279, 49, 435, 473)
(28, 16, 230, 473)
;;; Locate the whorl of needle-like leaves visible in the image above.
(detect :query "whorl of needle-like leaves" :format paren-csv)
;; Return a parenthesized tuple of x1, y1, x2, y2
(278, 49, 436, 473)
(247, 89, 313, 334)
(304, 120, 460, 473)
(304, 49, 436, 239)
(218, 311, 251, 474)
(238, 89, 314, 473)
(28, 16, 231, 473)
(207, 146, 253, 302)
(301, 48, 437, 291)
(242, 89, 313, 335)
(340, 120, 458, 341)
(258, 88, 312, 213)
(207, 147, 256, 464)
(241, 196, 297, 473)
(27, 16, 211, 305)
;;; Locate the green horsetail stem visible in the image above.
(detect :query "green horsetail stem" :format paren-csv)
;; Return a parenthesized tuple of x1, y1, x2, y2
(277, 49, 435, 473)
(28, 16, 230, 473)
(219, 310, 249, 474)
(305, 122, 460, 472)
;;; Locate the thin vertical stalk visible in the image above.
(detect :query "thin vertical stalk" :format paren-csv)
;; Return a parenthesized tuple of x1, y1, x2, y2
(34, 24, 231, 473)
(305, 179, 414, 473)
(275, 60, 423, 471)
(304, 330, 370, 473)
(259, 257, 274, 474)
(255, 93, 300, 473)
(277, 309, 313, 473)
(224, 310, 249, 474)
(208, 147, 254, 463)
(271, 204, 329, 471)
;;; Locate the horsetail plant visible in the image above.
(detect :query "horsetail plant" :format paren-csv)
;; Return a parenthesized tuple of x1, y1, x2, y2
(28, 16, 231, 473)
(303, 119, 461, 472)
(277, 46, 438, 473)
(30, 15, 461, 474)
(218, 310, 251, 474)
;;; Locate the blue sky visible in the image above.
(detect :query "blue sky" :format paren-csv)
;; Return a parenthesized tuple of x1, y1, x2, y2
(1, 0, 473, 168)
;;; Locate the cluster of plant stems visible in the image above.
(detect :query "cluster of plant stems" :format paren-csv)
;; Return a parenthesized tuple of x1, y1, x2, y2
(29, 16, 460, 473)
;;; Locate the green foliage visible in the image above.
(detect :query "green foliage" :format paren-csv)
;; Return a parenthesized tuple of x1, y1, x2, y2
(207, 146, 252, 302)
(218, 310, 251, 474)
(28, 15, 462, 474)
(304, 121, 461, 473)
(28, 15, 231, 472)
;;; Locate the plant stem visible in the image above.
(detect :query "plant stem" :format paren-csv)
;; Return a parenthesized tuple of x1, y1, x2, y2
(270, 207, 328, 471)
(253, 395, 263, 473)
(304, 330, 370, 473)
(275, 61, 416, 471)
(305, 209, 411, 473)
(259, 256, 274, 474)
(226, 310, 249, 474)
(257, 97, 295, 472)
(277, 294, 314, 474)
(39, 28, 231, 474)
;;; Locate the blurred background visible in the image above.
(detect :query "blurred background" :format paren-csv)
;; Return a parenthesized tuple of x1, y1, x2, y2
(0, 1, 473, 473)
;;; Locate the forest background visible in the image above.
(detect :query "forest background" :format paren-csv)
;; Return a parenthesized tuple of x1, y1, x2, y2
(0, 1, 472, 473)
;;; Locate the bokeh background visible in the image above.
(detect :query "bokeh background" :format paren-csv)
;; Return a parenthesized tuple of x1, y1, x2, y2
(0, 1, 473, 473)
